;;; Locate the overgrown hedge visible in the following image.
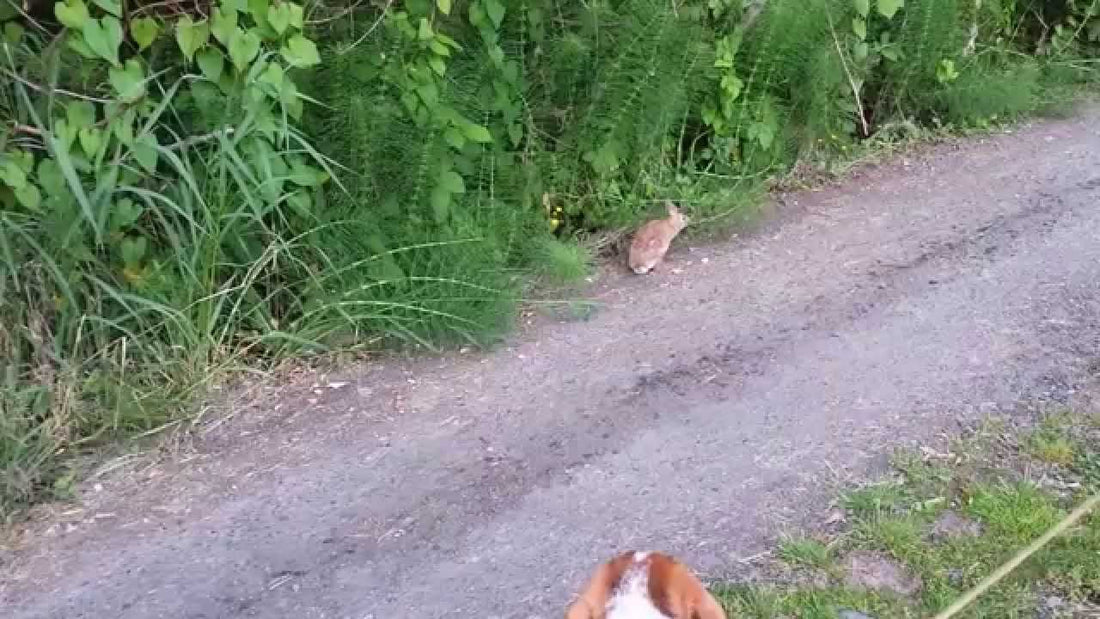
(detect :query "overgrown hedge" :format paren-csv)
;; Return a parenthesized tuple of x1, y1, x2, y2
(0, 0, 1097, 518)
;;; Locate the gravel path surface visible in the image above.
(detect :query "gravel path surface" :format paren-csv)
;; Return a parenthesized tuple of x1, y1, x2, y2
(3, 106, 1099, 619)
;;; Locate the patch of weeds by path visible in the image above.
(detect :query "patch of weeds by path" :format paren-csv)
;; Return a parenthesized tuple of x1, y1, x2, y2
(711, 408, 1100, 618)
(778, 536, 835, 572)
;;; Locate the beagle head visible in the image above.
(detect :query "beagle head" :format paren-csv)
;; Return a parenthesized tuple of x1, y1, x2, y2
(564, 551, 727, 619)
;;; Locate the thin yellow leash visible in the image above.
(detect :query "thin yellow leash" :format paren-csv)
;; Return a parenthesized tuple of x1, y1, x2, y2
(931, 491, 1100, 619)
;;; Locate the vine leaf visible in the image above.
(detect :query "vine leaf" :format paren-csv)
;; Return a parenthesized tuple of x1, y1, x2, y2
(132, 133, 159, 174)
(54, 0, 90, 30)
(197, 48, 225, 83)
(90, 0, 121, 17)
(109, 59, 147, 102)
(176, 16, 210, 62)
(84, 16, 123, 65)
(130, 17, 160, 50)
(211, 8, 237, 45)
(877, 0, 903, 19)
(228, 28, 261, 72)
(280, 34, 320, 67)
(484, 0, 505, 27)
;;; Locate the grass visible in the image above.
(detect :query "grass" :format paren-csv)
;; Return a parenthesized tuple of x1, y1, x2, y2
(711, 407, 1100, 617)
(531, 237, 594, 285)
(778, 536, 835, 571)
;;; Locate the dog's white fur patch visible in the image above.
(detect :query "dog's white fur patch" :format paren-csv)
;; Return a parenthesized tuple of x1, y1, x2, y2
(605, 554, 668, 619)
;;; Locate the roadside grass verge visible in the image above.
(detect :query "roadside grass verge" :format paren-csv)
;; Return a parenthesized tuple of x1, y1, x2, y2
(713, 408, 1100, 618)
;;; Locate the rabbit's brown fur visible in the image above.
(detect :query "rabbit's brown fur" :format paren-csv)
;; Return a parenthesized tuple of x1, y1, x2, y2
(628, 202, 688, 274)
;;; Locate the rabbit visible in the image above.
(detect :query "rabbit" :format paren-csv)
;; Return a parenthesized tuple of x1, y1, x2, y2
(627, 201, 688, 274)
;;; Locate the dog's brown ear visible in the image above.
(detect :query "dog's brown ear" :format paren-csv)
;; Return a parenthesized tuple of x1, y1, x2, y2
(691, 591, 728, 619)
(564, 553, 634, 619)
(647, 554, 728, 619)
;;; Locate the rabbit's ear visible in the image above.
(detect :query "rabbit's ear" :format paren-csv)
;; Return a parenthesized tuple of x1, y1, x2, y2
(665, 201, 680, 217)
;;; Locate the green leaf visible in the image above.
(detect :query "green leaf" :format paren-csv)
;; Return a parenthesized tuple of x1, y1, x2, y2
(583, 141, 620, 174)
(439, 170, 465, 194)
(430, 185, 450, 222)
(280, 79, 303, 119)
(852, 17, 866, 40)
(54, 0, 90, 30)
(507, 122, 522, 147)
(429, 38, 451, 56)
(286, 190, 312, 218)
(854, 0, 869, 17)
(4, 21, 24, 45)
(288, 162, 329, 186)
(248, 0, 270, 27)
(280, 34, 320, 67)
(428, 56, 446, 76)
(66, 101, 96, 129)
(0, 0, 18, 20)
(461, 123, 492, 143)
(78, 127, 104, 158)
(228, 28, 261, 72)
(109, 59, 146, 102)
(83, 16, 123, 65)
(435, 32, 461, 49)
(37, 159, 67, 196)
(288, 3, 304, 29)
(9, 150, 34, 174)
(90, 0, 121, 17)
(110, 198, 143, 230)
(196, 48, 224, 82)
(437, 0, 451, 15)
(484, 0, 505, 28)
(258, 61, 284, 88)
(0, 159, 27, 189)
(130, 17, 159, 50)
(268, 2, 291, 34)
(877, 0, 903, 19)
(120, 236, 147, 265)
(175, 15, 210, 61)
(748, 119, 776, 149)
(414, 82, 438, 108)
(853, 40, 869, 61)
(14, 183, 41, 210)
(53, 119, 77, 152)
(132, 133, 158, 174)
(211, 7, 237, 44)
(66, 33, 97, 58)
(111, 108, 135, 145)
(418, 17, 433, 40)
(720, 74, 743, 100)
(222, 0, 246, 12)
(443, 127, 465, 150)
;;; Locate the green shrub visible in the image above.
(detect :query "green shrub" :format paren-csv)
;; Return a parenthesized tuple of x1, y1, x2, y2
(530, 237, 592, 284)
(936, 61, 1041, 123)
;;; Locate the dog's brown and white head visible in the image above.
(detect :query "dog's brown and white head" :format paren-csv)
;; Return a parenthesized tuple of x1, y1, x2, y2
(564, 551, 727, 619)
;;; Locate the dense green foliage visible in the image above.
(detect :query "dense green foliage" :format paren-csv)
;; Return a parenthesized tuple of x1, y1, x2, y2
(1, 0, 1097, 518)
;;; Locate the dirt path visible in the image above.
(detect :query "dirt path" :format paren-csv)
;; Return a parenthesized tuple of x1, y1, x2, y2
(3, 107, 1100, 619)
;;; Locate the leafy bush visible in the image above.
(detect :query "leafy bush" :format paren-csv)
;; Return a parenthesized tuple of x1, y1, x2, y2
(936, 61, 1041, 123)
